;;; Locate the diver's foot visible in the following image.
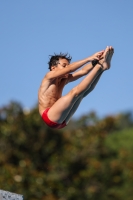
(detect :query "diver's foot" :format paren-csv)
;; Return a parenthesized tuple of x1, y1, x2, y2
(99, 46, 114, 70)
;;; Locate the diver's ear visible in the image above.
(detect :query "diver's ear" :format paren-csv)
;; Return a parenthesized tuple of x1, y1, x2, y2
(51, 65, 56, 71)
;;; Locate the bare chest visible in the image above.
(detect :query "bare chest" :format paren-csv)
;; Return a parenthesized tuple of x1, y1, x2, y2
(47, 79, 66, 98)
(38, 78, 67, 113)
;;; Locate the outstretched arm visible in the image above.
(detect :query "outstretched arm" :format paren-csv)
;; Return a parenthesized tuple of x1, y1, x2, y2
(67, 50, 104, 83)
(67, 62, 93, 83)
(46, 50, 104, 80)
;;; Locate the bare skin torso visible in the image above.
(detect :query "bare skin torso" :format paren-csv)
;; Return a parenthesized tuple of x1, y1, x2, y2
(38, 76, 68, 116)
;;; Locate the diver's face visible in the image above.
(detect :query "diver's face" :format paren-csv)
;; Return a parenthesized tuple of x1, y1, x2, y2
(52, 58, 69, 78)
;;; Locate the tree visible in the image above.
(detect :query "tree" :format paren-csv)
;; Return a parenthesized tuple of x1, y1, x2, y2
(0, 101, 133, 200)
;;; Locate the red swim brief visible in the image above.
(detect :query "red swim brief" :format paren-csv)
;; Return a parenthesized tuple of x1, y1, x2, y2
(42, 108, 66, 129)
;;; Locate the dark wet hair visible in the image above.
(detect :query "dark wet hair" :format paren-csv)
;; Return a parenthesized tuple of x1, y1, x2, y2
(48, 53, 72, 70)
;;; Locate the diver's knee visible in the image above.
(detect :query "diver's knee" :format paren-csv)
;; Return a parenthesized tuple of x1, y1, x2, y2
(69, 87, 82, 97)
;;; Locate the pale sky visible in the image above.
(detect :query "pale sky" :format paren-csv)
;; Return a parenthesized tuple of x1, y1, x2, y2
(0, 0, 133, 118)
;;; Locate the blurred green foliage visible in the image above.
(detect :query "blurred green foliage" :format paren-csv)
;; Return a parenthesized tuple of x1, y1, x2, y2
(0, 101, 133, 200)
